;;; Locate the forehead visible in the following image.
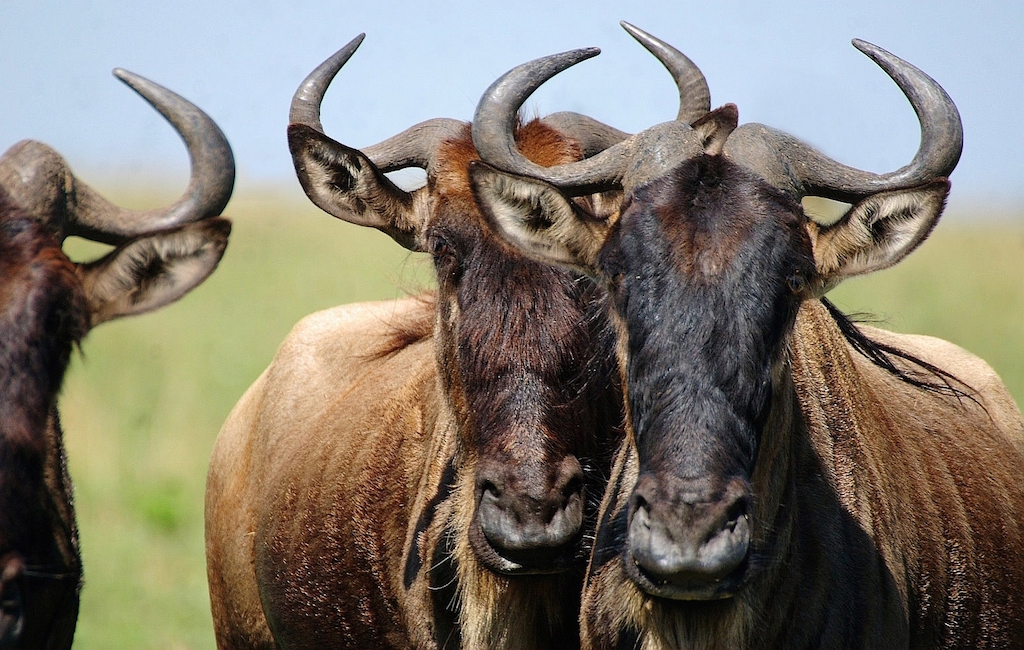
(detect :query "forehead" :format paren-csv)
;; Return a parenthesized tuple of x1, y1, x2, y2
(431, 119, 585, 221)
(612, 156, 808, 279)
(429, 120, 598, 285)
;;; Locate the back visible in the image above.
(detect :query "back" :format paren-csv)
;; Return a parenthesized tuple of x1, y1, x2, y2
(205, 296, 440, 648)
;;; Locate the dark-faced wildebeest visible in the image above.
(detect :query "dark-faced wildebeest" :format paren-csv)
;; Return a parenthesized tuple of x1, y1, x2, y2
(469, 38, 1024, 649)
(203, 27, 721, 649)
(0, 70, 232, 649)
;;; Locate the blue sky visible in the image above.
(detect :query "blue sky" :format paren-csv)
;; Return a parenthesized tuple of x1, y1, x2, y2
(2, 1, 1022, 214)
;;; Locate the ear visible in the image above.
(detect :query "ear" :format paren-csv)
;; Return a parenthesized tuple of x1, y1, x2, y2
(807, 179, 948, 294)
(468, 161, 612, 272)
(692, 103, 739, 155)
(78, 217, 231, 327)
(287, 123, 420, 251)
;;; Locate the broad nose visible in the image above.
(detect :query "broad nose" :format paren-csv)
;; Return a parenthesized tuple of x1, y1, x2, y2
(627, 475, 750, 594)
(475, 455, 585, 562)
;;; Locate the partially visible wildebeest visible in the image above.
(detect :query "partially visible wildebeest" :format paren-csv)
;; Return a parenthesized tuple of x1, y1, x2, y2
(204, 29, 701, 649)
(469, 34, 1024, 649)
(0, 70, 232, 649)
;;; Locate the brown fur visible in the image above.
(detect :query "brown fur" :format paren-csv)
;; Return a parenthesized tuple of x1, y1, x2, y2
(0, 177, 229, 649)
(206, 123, 622, 649)
(580, 300, 1024, 649)
(572, 163, 1024, 648)
(470, 139, 1024, 647)
(0, 114, 230, 646)
(0, 193, 86, 650)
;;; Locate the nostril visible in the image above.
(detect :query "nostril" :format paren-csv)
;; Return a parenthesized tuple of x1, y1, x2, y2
(479, 479, 501, 501)
(554, 456, 585, 497)
(561, 474, 584, 501)
(631, 493, 650, 517)
(723, 499, 749, 535)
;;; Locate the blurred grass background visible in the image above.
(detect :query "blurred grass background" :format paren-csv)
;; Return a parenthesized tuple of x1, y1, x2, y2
(58, 189, 1021, 649)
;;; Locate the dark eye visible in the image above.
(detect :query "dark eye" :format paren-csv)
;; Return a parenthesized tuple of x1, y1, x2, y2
(431, 236, 450, 257)
(428, 235, 460, 278)
(786, 271, 808, 294)
(595, 233, 624, 284)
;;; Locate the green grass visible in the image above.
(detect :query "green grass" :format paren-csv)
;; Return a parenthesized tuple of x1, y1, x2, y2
(60, 188, 432, 649)
(57, 189, 1022, 649)
(827, 221, 1024, 405)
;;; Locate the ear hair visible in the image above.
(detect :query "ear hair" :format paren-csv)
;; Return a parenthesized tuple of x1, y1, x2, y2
(693, 104, 739, 155)
(287, 123, 420, 251)
(468, 161, 610, 272)
(79, 218, 230, 327)
(808, 179, 949, 294)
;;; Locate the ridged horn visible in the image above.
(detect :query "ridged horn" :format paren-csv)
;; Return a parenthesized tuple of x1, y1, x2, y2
(620, 21, 710, 124)
(473, 47, 639, 195)
(68, 69, 234, 245)
(538, 23, 711, 156)
(288, 34, 464, 175)
(725, 39, 963, 203)
(473, 47, 709, 196)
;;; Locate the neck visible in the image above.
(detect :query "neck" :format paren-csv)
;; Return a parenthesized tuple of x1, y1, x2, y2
(0, 281, 80, 570)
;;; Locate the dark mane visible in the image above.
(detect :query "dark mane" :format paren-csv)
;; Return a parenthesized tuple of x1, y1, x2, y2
(0, 192, 88, 448)
(0, 189, 86, 568)
(821, 297, 977, 404)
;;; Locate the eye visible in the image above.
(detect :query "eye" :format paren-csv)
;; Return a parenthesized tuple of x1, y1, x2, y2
(786, 271, 808, 294)
(428, 234, 461, 278)
(431, 235, 450, 257)
(595, 233, 624, 284)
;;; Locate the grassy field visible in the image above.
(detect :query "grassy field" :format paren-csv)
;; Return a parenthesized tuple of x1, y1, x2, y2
(58, 189, 1022, 649)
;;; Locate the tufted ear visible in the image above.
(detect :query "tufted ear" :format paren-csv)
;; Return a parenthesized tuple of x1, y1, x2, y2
(287, 123, 421, 251)
(807, 179, 949, 295)
(469, 161, 612, 273)
(77, 217, 230, 327)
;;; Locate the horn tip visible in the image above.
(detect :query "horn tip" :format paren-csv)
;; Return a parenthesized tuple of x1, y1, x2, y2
(320, 33, 368, 78)
(620, 20, 646, 38)
(112, 67, 137, 84)
(851, 39, 888, 60)
(560, 47, 600, 66)
(112, 68, 159, 97)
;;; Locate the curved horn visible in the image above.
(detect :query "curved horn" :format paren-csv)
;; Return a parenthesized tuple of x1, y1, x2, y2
(289, 34, 464, 175)
(538, 23, 709, 158)
(540, 111, 630, 158)
(288, 34, 364, 133)
(727, 39, 963, 203)
(67, 69, 235, 245)
(620, 21, 710, 124)
(472, 48, 640, 195)
(473, 48, 709, 196)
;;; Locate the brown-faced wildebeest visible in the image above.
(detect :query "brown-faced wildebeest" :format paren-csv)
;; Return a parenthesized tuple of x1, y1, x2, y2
(204, 29, 711, 650)
(0, 70, 232, 649)
(469, 37, 1024, 649)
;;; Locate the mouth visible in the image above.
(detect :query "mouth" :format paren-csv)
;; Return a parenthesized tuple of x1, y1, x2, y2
(467, 520, 584, 576)
(623, 550, 750, 601)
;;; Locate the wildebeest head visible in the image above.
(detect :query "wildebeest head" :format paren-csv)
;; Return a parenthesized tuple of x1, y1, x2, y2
(0, 70, 232, 648)
(283, 34, 704, 576)
(470, 30, 959, 600)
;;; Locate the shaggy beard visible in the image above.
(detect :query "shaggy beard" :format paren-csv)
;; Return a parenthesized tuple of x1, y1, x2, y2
(581, 559, 754, 650)
(450, 472, 579, 650)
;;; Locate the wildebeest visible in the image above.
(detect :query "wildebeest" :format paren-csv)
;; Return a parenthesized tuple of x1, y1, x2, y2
(469, 36, 1024, 649)
(203, 27, 712, 649)
(204, 33, 629, 649)
(0, 70, 232, 649)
